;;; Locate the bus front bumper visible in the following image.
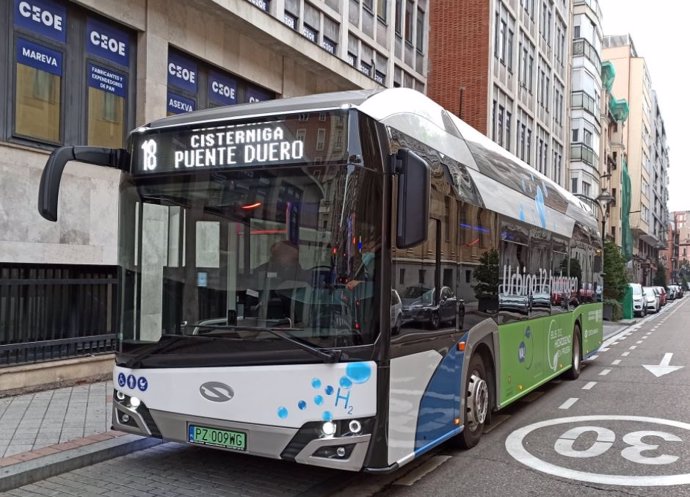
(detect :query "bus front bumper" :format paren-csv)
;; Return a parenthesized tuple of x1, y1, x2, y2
(112, 392, 372, 471)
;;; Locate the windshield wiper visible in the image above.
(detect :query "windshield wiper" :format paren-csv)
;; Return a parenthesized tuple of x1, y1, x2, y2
(195, 322, 345, 363)
(122, 334, 221, 369)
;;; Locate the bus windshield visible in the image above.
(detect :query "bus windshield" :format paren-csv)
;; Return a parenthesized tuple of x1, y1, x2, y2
(118, 164, 383, 351)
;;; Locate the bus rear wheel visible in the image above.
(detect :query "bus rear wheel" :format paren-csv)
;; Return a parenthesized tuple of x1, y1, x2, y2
(457, 354, 489, 449)
(564, 324, 582, 380)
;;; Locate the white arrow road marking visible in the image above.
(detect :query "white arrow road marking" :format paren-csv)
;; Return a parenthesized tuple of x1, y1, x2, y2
(643, 353, 684, 378)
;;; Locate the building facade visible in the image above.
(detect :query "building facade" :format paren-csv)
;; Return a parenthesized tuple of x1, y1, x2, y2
(0, 0, 430, 364)
(665, 211, 690, 285)
(602, 34, 669, 285)
(569, 0, 603, 207)
(427, 0, 570, 189)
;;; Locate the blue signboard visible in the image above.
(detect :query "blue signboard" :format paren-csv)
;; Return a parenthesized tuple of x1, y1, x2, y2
(167, 91, 195, 114)
(168, 51, 198, 93)
(86, 17, 130, 67)
(88, 63, 127, 97)
(246, 86, 271, 103)
(14, 0, 66, 43)
(17, 37, 62, 76)
(208, 70, 237, 106)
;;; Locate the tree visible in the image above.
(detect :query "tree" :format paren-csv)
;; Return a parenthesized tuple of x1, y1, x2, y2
(473, 248, 499, 298)
(653, 260, 667, 287)
(560, 257, 582, 284)
(603, 240, 628, 301)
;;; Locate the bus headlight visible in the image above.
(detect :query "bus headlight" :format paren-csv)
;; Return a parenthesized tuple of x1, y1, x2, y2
(321, 421, 337, 437)
(348, 420, 362, 434)
(129, 396, 141, 409)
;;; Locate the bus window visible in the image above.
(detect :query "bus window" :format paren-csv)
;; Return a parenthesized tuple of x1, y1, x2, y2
(528, 228, 551, 318)
(499, 221, 530, 322)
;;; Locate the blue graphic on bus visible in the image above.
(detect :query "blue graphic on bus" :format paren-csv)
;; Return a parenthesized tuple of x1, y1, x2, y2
(137, 376, 148, 392)
(126, 374, 136, 389)
(345, 362, 371, 383)
(311, 378, 321, 389)
(117, 372, 126, 387)
(277, 407, 288, 419)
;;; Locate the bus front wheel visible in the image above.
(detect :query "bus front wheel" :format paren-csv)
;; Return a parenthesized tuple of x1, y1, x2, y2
(564, 324, 582, 380)
(457, 354, 489, 449)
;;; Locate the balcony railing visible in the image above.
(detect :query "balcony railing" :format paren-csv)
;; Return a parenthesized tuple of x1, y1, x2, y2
(572, 38, 601, 73)
(571, 90, 598, 117)
(571, 143, 599, 167)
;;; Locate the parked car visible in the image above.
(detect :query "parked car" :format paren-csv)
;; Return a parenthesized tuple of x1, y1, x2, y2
(653, 286, 667, 306)
(669, 284, 683, 299)
(629, 283, 645, 317)
(666, 286, 676, 301)
(643, 286, 660, 314)
(400, 285, 461, 329)
(391, 289, 403, 335)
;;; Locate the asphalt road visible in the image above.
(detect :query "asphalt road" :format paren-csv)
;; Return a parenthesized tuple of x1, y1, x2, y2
(8, 297, 690, 497)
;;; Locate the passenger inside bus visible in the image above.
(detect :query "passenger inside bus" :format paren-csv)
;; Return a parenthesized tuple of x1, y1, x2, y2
(245, 240, 310, 325)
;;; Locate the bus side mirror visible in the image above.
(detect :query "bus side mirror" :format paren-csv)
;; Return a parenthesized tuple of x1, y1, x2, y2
(394, 148, 430, 249)
(38, 146, 128, 222)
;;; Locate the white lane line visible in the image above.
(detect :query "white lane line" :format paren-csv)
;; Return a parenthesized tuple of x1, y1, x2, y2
(630, 345, 637, 350)
(599, 347, 610, 352)
(559, 398, 579, 410)
(636, 340, 643, 344)
(612, 359, 621, 365)
(622, 351, 630, 357)
(599, 369, 612, 376)
(582, 382, 597, 390)
(641, 336, 648, 340)
(589, 354, 599, 360)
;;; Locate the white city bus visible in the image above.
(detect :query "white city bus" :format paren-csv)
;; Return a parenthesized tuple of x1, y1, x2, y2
(38, 88, 602, 472)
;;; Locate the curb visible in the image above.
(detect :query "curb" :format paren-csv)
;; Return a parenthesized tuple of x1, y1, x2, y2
(0, 434, 163, 493)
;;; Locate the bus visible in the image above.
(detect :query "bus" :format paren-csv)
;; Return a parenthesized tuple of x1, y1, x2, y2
(38, 88, 603, 472)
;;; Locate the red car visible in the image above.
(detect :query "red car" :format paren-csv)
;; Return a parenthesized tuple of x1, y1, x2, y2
(654, 286, 667, 306)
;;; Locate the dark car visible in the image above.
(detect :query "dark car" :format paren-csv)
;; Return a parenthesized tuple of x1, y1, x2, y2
(400, 285, 463, 329)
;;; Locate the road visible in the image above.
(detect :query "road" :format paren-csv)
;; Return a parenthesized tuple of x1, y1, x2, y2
(7, 297, 690, 497)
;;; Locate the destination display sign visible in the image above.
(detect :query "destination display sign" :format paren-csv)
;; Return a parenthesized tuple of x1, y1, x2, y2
(131, 112, 349, 175)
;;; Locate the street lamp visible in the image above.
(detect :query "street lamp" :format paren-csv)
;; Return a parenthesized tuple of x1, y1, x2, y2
(574, 189, 614, 241)
(595, 188, 615, 239)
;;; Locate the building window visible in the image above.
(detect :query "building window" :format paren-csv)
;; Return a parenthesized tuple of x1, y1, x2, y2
(167, 48, 272, 116)
(404, 0, 413, 44)
(582, 181, 591, 198)
(363, 0, 374, 11)
(85, 18, 131, 148)
(506, 111, 512, 151)
(15, 38, 62, 143)
(572, 178, 578, 193)
(416, 7, 424, 52)
(395, 0, 402, 34)
(11, 2, 136, 148)
(377, 0, 387, 20)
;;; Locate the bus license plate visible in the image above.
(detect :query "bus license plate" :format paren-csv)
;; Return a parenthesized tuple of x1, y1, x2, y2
(188, 424, 247, 451)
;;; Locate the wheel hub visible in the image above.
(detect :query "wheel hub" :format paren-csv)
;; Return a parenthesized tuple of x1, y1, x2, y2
(467, 373, 489, 428)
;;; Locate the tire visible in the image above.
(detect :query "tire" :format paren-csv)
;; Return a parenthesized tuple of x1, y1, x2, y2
(456, 354, 490, 449)
(564, 325, 582, 380)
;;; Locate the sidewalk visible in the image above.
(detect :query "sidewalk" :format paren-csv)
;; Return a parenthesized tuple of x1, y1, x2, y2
(0, 381, 161, 492)
(603, 318, 637, 339)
